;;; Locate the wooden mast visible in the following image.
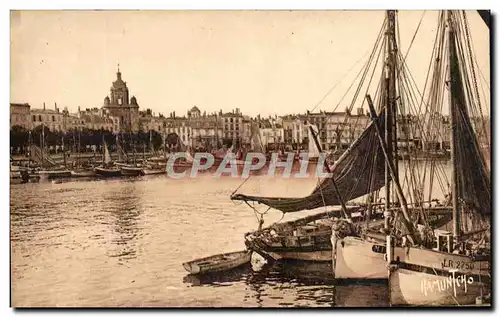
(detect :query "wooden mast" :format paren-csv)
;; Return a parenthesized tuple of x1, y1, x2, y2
(384, 10, 398, 231)
(447, 10, 461, 242)
(309, 125, 351, 221)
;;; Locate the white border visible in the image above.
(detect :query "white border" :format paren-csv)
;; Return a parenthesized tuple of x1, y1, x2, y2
(2, 0, 498, 316)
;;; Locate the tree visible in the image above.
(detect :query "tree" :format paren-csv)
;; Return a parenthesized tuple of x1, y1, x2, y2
(10, 125, 28, 153)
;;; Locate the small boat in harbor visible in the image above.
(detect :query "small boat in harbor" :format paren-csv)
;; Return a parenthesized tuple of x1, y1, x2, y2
(183, 250, 252, 275)
(94, 139, 123, 178)
(143, 168, 166, 175)
(38, 169, 72, 180)
(70, 168, 97, 178)
(120, 165, 145, 176)
(94, 166, 122, 177)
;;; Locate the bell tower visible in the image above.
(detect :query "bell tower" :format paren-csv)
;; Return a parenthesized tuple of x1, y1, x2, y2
(110, 64, 129, 106)
(102, 64, 140, 133)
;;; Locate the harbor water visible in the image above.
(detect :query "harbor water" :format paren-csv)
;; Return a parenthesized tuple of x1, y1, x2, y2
(10, 162, 451, 307)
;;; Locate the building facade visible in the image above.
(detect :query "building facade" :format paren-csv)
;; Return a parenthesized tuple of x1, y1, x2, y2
(102, 66, 140, 132)
(10, 103, 31, 130)
(30, 103, 65, 132)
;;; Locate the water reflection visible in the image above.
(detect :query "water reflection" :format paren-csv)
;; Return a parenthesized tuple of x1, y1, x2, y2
(11, 176, 395, 307)
(182, 260, 386, 307)
(102, 181, 142, 263)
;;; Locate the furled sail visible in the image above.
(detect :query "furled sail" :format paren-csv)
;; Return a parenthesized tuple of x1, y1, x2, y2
(231, 113, 388, 213)
(449, 26, 491, 218)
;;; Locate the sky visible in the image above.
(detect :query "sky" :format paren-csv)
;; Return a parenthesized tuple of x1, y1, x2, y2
(10, 10, 490, 117)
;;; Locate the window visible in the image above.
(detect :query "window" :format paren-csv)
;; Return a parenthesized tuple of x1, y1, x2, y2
(52, 115, 55, 122)
(32, 115, 36, 122)
(230, 118, 234, 123)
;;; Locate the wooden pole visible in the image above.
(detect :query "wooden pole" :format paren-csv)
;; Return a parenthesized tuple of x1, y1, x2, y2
(366, 95, 420, 245)
(308, 125, 351, 221)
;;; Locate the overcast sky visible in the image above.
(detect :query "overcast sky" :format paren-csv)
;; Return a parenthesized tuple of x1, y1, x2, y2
(10, 10, 490, 117)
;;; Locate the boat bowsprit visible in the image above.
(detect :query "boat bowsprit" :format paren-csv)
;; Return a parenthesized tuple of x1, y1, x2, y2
(182, 250, 251, 275)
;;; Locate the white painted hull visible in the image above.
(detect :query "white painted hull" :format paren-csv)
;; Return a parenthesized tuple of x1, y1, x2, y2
(390, 268, 489, 306)
(334, 236, 387, 280)
(389, 246, 491, 306)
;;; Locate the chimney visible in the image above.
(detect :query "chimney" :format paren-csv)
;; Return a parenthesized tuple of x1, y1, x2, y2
(43, 102, 46, 110)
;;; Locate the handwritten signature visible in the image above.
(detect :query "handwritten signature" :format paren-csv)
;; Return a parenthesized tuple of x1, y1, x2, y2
(421, 269, 474, 297)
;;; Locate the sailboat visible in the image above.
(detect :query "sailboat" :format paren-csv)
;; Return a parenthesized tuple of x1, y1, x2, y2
(37, 127, 71, 180)
(386, 10, 491, 306)
(144, 131, 167, 175)
(232, 10, 453, 269)
(94, 138, 122, 177)
(70, 131, 96, 178)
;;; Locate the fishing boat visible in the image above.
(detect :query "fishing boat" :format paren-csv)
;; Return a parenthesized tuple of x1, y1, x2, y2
(69, 131, 97, 178)
(38, 169, 72, 180)
(120, 165, 145, 177)
(70, 169, 96, 178)
(386, 10, 491, 306)
(182, 250, 252, 275)
(244, 209, 374, 262)
(94, 139, 122, 177)
(232, 10, 454, 281)
(34, 130, 71, 180)
(143, 168, 166, 176)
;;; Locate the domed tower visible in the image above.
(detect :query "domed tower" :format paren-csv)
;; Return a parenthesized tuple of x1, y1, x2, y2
(109, 64, 129, 105)
(102, 64, 140, 133)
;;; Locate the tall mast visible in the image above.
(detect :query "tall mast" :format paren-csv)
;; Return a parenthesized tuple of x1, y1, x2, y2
(163, 130, 166, 158)
(447, 10, 461, 241)
(41, 125, 45, 168)
(384, 10, 398, 231)
(28, 131, 31, 169)
(62, 135, 66, 167)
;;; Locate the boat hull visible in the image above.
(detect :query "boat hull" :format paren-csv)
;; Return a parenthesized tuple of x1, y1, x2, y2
(260, 250, 331, 262)
(120, 167, 145, 176)
(94, 167, 122, 177)
(389, 247, 491, 306)
(182, 251, 251, 275)
(143, 169, 166, 175)
(334, 236, 388, 280)
(38, 170, 72, 180)
(71, 170, 96, 177)
(389, 267, 489, 306)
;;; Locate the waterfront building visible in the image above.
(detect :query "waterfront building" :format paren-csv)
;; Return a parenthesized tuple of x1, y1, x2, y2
(10, 103, 31, 130)
(220, 108, 243, 146)
(30, 103, 65, 132)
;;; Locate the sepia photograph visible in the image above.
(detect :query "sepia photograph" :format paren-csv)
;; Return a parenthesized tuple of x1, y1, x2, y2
(9, 8, 491, 308)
